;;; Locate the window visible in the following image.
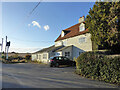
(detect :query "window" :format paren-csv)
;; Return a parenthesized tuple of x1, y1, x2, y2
(80, 26, 84, 31)
(63, 57, 69, 60)
(79, 24, 85, 32)
(39, 55, 41, 60)
(43, 54, 47, 59)
(37, 54, 38, 59)
(65, 52, 70, 57)
(79, 37, 86, 43)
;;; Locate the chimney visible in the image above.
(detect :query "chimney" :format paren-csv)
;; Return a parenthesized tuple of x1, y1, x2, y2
(79, 16, 85, 23)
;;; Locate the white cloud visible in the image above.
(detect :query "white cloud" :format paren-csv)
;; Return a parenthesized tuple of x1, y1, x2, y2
(28, 24, 31, 27)
(44, 25, 50, 31)
(32, 21, 41, 29)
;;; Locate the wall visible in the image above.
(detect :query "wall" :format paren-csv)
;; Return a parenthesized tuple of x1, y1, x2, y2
(31, 54, 37, 61)
(32, 51, 55, 64)
(55, 33, 92, 60)
(37, 52, 48, 64)
(62, 46, 73, 60)
(55, 33, 92, 51)
(55, 41, 63, 47)
(79, 23, 85, 32)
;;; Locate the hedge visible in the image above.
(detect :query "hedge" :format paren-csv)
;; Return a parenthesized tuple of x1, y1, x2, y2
(75, 51, 120, 85)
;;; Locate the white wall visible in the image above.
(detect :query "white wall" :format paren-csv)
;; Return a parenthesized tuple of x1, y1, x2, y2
(35, 51, 55, 64)
(79, 23, 85, 32)
(55, 33, 92, 60)
(55, 41, 63, 47)
(32, 54, 37, 61)
(62, 46, 73, 60)
(55, 33, 92, 51)
(36, 52, 48, 63)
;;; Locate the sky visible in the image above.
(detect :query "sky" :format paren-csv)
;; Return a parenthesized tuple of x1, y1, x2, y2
(1, 2, 95, 53)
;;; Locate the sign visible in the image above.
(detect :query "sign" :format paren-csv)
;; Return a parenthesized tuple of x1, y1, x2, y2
(6, 41, 10, 46)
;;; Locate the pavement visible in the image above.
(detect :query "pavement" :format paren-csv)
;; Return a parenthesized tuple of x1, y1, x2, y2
(1, 62, 119, 88)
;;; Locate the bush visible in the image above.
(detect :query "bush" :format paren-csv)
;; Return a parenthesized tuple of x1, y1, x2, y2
(75, 51, 120, 85)
(25, 54, 31, 60)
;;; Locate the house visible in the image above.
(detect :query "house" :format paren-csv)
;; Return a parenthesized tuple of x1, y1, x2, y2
(32, 16, 92, 63)
(32, 45, 63, 63)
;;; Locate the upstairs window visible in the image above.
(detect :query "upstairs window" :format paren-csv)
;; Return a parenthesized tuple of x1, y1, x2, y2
(79, 37, 86, 44)
(80, 26, 84, 31)
(65, 52, 70, 57)
(79, 23, 85, 32)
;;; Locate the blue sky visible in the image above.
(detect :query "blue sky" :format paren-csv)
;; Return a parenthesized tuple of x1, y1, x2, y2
(1, 2, 95, 53)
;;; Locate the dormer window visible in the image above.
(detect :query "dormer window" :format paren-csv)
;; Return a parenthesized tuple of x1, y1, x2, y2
(61, 30, 70, 37)
(61, 31, 65, 37)
(79, 23, 85, 32)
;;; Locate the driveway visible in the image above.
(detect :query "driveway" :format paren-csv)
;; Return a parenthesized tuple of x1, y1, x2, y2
(2, 62, 119, 88)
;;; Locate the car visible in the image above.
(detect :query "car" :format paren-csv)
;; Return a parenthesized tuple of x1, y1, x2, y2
(18, 58, 25, 63)
(11, 58, 19, 63)
(49, 56, 75, 67)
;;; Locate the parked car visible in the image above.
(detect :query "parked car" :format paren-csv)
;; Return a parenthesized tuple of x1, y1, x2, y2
(49, 56, 75, 67)
(11, 58, 19, 63)
(18, 58, 25, 63)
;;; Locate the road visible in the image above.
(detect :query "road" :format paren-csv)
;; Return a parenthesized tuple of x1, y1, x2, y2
(2, 62, 119, 88)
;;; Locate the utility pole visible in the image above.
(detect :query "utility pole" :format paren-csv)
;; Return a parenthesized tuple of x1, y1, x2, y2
(5, 36, 7, 60)
(0, 38, 3, 60)
(5, 36, 10, 60)
(1, 38, 3, 52)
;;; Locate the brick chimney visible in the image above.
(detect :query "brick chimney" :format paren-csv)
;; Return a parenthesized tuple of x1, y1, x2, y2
(79, 16, 85, 23)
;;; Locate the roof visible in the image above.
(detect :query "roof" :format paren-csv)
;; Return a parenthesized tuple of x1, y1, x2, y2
(33, 45, 64, 54)
(56, 45, 73, 52)
(55, 22, 89, 42)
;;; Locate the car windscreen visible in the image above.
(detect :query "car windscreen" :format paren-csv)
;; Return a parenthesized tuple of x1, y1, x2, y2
(49, 57, 54, 60)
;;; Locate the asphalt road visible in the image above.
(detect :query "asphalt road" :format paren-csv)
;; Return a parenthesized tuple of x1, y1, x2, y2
(2, 62, 119, 88)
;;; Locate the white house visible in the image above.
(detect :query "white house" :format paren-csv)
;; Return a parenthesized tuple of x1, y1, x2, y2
(32, 16, 92, 63)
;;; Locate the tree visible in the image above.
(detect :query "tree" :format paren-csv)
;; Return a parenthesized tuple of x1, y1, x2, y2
(25, 54, 31, 60)
(85, 1, 120, 53)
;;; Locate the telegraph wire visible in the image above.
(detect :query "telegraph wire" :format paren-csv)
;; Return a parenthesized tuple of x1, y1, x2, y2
(7, 1, 42, 35)
(28, 2, 41, 18)
(9, 36, 53, 43)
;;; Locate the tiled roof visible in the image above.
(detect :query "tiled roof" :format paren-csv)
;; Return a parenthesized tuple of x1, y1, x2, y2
(55, 22, 89, 42)
(33, 45, 64, 54)
(55, 45, 73, 52)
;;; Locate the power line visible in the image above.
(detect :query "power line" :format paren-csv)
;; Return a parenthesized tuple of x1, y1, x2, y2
(9, 36, 53, 43)
(28, 2, 41, 18)
(7, 1, 42, 35)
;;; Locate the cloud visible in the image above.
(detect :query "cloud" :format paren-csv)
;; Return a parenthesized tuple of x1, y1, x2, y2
(28, 24, 31, 27)
(44, 25, 50, 31)
(32, 21, 41, 29)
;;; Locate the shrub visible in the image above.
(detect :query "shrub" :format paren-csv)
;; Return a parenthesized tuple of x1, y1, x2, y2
(25, 54, 31, 60)
(75, 51, 120, 85)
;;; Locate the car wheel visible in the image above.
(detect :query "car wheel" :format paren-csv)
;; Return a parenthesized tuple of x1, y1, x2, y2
(55, 63, 59, 67)
(72, 63, 75, 66)
(50, 64, 53, 67)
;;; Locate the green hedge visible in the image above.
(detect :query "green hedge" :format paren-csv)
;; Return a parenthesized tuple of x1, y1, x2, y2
(75, 51, 120, 85)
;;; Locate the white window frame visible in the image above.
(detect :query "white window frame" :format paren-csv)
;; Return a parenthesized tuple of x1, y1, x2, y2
(79, 37, 86, 44)
(65, 52, 70, 57)
(43, 54, 47, 59)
